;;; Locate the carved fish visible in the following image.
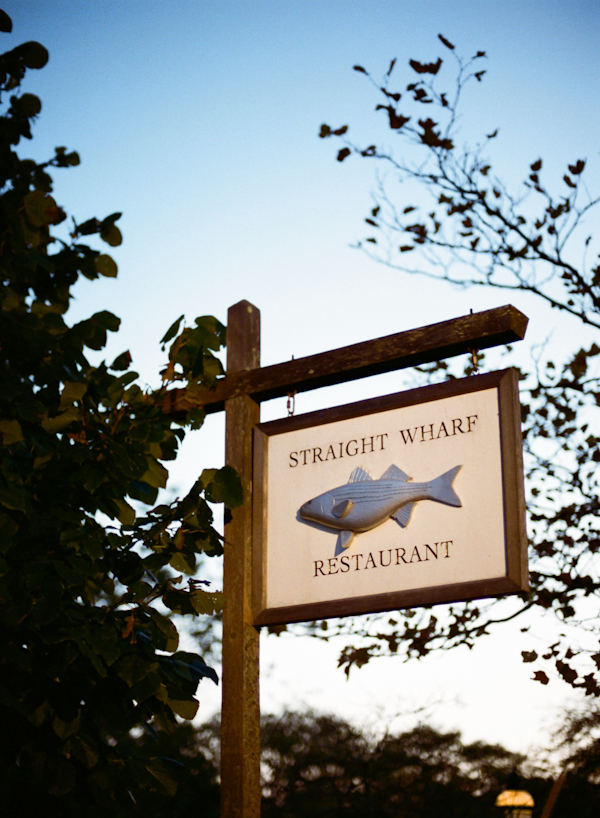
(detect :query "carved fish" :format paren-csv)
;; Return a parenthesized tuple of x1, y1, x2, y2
(298, 464, 462, 550)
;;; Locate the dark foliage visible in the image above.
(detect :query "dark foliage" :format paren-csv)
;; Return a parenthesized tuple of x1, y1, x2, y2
(260, 710, 554, 818)
(160, 710, 529, 817)
(0, 12, 241, 812)
(314, 35, 600, 695)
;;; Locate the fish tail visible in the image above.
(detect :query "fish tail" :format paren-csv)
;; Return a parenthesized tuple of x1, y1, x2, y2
(429, 465, 462, 507)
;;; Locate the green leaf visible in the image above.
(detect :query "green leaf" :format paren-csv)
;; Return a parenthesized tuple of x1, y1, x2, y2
(76, 217, 100, 235)
(92, 310, 121, 332)
(145, 758, 179, 796)
(110, 350, 132, 371)
(76, 639, 107, 677)
(95, 253, 118, 278)
(191, 588, 225, 616)
(170, 651, 219, 685)
(163, 588, 196, 615)
(59, 381, 87, 409)
(194, 314, 226, 349)
(199, 468, 217, 488)
(129, 480, 158, 505)
(146, 609, 179, 652)
(53, 711, 81, 739)
(100, 223, 122, 247)
(166, 696, 198, 721)
(160, 314, 184, 347)
(202, 353, 223, 382)
(169, 552, 196, 574)
(0, 419, 24, 445)
(114, 499, 136, 525)
(72, 736, 99, 769)
(24, 189, 59, 226)
(141, 456, 169, 489)
(0, 482, 28, 512)
(41, 405, 80, 433)
(116, 654, 157, 687)
(130, 671, 162, 702)
(204, 464, 243, 507)
(82, 467, 105, 493)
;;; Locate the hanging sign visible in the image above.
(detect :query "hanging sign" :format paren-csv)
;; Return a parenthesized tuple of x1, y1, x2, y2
(252, 368, 527, 625)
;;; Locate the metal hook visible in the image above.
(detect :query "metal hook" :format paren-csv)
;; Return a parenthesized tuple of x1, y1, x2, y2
(468, 309, 479, 374)
(469, 348, 480, 373)
(287, 391, 297, 417)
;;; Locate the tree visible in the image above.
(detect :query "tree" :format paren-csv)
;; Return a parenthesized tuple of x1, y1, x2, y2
(260, 709, 528, 817)
(314, 35, 600, 694)
(557, 706, 600, 783)
(58, 705, 600, 818)
(100, 719, 221, 818)
(0, 10, 240, 811)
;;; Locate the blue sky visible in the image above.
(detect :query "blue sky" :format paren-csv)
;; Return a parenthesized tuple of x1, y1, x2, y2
(5, 0, 600, 752)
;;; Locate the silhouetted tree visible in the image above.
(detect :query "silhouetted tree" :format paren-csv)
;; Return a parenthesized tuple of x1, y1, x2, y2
(316, 33, 600, 696)
(0, 10, 240, 812)
(261, 710, 525, 817)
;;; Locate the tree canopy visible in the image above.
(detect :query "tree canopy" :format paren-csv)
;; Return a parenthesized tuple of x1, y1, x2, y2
(39, 704, 600, 818)
(314, 35, 600, 696)
(263, 708, 600, 817)
(260, 710, 525, 817)
(0, 10, 240, 811)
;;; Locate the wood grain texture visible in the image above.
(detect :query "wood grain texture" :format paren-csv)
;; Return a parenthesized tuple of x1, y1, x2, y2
(253, 575, 524, 627)
(497, 368, 529, 590)
(252, 428, 268, 622)
(173, 305, 528, 414)
(221, 301, 261, 818)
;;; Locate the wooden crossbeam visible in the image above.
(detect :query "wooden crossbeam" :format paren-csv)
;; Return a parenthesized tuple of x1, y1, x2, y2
(171, 305, 527, 416)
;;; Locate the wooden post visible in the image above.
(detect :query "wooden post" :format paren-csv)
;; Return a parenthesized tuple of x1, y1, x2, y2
(221, 301, 261, 818)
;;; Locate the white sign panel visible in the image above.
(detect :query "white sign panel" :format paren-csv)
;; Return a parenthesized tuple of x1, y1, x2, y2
(253, 369, 527, 625)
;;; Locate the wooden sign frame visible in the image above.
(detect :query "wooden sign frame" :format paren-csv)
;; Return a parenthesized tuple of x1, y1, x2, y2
(252, 368, 527, 626)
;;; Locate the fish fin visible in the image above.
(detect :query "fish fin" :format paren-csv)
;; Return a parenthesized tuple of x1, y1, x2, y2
(380, 464, 411, 482)
(348, 467, 372, 483)
(332, 499, 353, 519)
(338, 530, 355, 550)
(429, 465, 462, 507)
(392, 502, 415, 528)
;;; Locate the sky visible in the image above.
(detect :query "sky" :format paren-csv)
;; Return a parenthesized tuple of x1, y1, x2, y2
(5, 0, 600, 757)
